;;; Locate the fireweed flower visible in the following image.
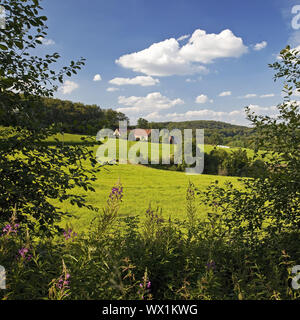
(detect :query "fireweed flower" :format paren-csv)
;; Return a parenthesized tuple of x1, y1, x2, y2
(63, 228, 77, 241)
(108, 184, 124, 203)
(18, 248, 32, 261)
(138, 278, 151, 300)
(2, 223, 19, 236)
(206, 260, 216, 271)
(56, 273, 70, 291)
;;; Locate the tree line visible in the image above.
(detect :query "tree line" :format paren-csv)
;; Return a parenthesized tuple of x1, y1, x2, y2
(136, 117, 256, 148)
(0, 96, 129, 136)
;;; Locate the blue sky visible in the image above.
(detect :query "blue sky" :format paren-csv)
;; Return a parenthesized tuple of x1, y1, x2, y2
(39, 0, 300, 125)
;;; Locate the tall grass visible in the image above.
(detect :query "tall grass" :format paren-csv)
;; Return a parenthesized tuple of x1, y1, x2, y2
(1, 182, 299, 300)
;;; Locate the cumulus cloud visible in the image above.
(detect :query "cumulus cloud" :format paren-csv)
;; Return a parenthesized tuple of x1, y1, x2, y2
(116, 29, 248, 76)
(219, 91, 232, 97)
(93, 74, 102, 81)
(254, 41, 267, 51)
(116, 38, 207, 76)
(109, 76, 159, 87)
(116, 92, 184, 114)
(195, 94, 213, 104)
(106, 87, 120, 92)
(59, 80, 79, 94)
(180, 29, 248, 63)
(144, 104, 279, 126)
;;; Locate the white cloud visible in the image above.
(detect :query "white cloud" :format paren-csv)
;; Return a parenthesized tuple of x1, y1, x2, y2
(116, 92, 184, 114)
(254, 41, 267, 51)
(240, 93, 275, 99)
(116, 28, 248, 76)
(106, 87, 120, 92)
(240, 93, 257, 98)
(288, 31, 300, 48)
(93, 74, 102, 81)
(109, 76, 159, 87)
(59, 80, 79, 94)
(186, 78, 196, 83)
(144, 111, 161, 121)
(219, 91, 232, 97)
(293, 89, 300, 97)
(260, 93, 275, 98)
(177, 34, 190, 41)
(37, 37, 55, 46)
(195, 94, 209, 104)
(117, 38, 207, 76)
(180, 29, 248, 63)
(144, 104, 279, 126)
(195, 94, 213, 104)
(186, 76, 202, 83)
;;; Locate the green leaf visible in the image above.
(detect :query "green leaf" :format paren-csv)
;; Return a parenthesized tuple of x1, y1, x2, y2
(15, 41, 24, 49)
(0, 44, 8, 50)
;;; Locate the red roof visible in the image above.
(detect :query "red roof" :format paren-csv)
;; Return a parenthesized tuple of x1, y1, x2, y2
(131, 129, 152, 136)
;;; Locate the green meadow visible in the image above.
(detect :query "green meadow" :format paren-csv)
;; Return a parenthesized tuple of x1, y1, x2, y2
(51, 132, 258, 157)
(43, 132, 254, 232)
(52, 136, 242, 232)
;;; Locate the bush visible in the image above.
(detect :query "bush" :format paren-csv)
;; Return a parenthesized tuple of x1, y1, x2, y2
(0, 183, 299, 300)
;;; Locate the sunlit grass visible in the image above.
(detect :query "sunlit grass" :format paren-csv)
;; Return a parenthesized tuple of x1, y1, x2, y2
(56, 163, 242, 233)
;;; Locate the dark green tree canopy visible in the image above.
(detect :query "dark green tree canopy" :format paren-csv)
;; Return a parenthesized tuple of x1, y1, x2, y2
(137, 117, 149, 129)
(0, 0, 99, 236)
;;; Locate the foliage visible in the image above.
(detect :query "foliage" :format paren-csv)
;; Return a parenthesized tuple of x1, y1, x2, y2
(199, 46, 300, 240)
(136, 118, 149, 129)
(221, 149, 250, 177)
(148, 119, 255, 148)
(0, 0, 100, 235)
(21, 97, 129, 135)
(0, 183, 299, 300)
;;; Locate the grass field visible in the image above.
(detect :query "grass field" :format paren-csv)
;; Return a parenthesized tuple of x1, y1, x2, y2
(50, 133, 258, 158)
(43, 133, 247, 232)
(56, 162, 241, 232)
(1, 129, 248, 232)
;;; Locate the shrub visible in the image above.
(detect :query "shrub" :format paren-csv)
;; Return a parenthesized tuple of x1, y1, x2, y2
(0, 182, 299, 300)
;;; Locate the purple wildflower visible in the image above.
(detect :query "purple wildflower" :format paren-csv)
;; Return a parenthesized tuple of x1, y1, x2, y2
(206, 260, 216, 271)
(63, 228, 77, 241)
(147, 281, 151, 289)
(19, 248, 28, 258)
(56, 273, 70, 291)
(18, 248, 32, 261)
(2, 223, 19, 236)
(108, 184, 124, 202)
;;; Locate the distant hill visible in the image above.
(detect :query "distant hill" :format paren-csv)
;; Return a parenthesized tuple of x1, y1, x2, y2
(148, 119, 248, 130)
(143, 120, 255, 148)
(1, 94, 255, 148)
